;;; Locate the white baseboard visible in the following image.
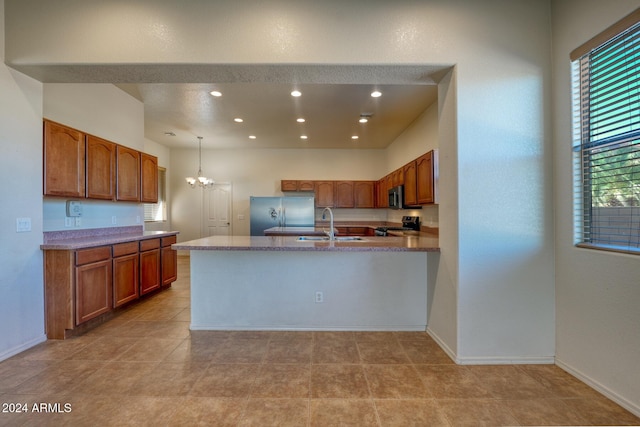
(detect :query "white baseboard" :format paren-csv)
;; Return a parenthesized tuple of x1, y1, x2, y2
(426, 328, 555, 365)
(0, 334, 47, 362)
(426, 327, 457, 362)
(190, 324, 427, 331)
(556, 358, 640, 417)
(456, 355, 555, 365)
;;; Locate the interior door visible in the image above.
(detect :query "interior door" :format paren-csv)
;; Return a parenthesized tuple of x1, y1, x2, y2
(203, 183, 232, 236)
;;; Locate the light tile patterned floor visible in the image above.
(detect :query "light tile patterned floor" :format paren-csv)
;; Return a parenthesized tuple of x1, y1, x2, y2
(0, 257, 638, 426)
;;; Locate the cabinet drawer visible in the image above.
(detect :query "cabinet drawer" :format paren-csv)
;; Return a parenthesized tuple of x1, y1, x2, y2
(76, 246, 111, 266)
(112, 241, 138, 257)
(139, 238, 160, 252)
(161, 235, 177, 247)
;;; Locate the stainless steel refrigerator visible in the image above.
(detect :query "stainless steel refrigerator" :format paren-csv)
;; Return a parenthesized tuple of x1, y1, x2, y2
(250, 196, 315, 236)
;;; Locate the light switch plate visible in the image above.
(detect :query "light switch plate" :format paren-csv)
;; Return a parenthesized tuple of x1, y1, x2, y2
(16, 217, 31, 232)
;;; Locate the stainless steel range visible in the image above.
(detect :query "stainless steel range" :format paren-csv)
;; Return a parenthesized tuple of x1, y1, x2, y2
(374, 216, 420, 236)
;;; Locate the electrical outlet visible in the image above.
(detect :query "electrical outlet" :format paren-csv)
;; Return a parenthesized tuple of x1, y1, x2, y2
(315, 291, 324, 303)
(112, 216, 117, 225)
(75, 217, 81, 227)
(65, 217, 73, 227)
(136, 216, 141, 224)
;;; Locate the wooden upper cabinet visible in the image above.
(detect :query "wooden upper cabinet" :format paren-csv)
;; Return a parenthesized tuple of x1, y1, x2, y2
(86, 135, 116, 200)
(43, 120, 86, 197)
(140, 153, 158, 203)
(416, 150, 436, 204)
(281, 180, 298, 191)
(392, 168, 404, 187)
(298, 180, 314, 191)
(314, 181, 335, 208)
(281, 180, 315, 192)
(403, 161, 418, 206)
(116, 146, 140, 202)
(354, 181, 375, 208)
(335, 181, 354, 208)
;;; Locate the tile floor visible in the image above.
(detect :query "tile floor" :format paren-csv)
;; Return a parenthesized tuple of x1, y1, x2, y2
(1, 257, 638, 426)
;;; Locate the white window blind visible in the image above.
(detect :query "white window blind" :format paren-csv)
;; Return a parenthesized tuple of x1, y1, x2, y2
(144, 168, 166, 222)
(572, 19, 640, 253)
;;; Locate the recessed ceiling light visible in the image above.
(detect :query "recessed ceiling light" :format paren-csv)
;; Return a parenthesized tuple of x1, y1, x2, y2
(210, 91, 222, 97)
(371, 90, 382, 98)
(164, 131, 176, 136)
(234, 118, 243, 123)
(351, 136, 359, 140)
(300, 135, 308, 140)
(359, 117, 369, 123)
(291, 90, 302, 97)
(296, 118, 305, 123)
(249, 135, 257, 139)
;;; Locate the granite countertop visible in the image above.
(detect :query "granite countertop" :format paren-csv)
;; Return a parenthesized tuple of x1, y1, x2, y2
(172, 235, 439, 252)
(41, 226, 180, 250)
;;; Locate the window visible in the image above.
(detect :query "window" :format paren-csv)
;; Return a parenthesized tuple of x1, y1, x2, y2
(144, 167, 166, 222)
(572, 12, 640, 254)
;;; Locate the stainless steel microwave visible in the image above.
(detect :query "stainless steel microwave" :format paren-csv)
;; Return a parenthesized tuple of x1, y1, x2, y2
(388, 185, 422, 210)
(388, 185, 404, 209)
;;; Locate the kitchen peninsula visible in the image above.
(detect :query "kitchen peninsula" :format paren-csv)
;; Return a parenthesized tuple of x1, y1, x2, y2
(173, 235, 439, 331)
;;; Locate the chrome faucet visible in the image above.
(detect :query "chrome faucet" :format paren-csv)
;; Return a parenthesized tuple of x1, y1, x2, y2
(321, 207, 335, 241)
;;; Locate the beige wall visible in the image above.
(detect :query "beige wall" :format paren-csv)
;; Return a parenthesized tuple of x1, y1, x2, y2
(552, 0, 640, 413)
(0, 0, 46, 358)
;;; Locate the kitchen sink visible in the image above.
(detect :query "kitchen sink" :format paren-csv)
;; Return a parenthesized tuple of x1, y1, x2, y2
(296, 236, 368, 242)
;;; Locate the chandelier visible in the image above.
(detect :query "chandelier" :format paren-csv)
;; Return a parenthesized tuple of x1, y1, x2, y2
(185, 136, 214, 188)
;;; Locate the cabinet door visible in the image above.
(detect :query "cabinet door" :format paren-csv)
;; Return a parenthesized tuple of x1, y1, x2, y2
(416, 151, 435, 204)
(161, 246, 177, 286)
(354, 181, 375, 208)
(403, 161, 418, 205)
(140, 153, 158, 203)
(43, 120, 86, 197)
(86, 135, 116, 200)
(75, 259, 112, 325)
(335, 181, 354, 208)
(113, 253, 139, 307)
(392, 168, 404, 186)
(140, 248, 161, 295)
(298, 181, 314, 191)
(314, 181, 335, 208)
(281, 180, 298, 191)
(376, 179, 387, 208)
(116, 146, 141, 201)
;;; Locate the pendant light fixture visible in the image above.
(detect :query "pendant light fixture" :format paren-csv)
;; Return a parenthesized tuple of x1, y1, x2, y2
(185, 136, 214, 188)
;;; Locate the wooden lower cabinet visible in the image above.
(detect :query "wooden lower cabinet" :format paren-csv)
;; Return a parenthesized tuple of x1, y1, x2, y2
(75, 247, 112, 325)
(140, 239, 161, 295)
(161, 236, 178, 286)
(43, 234, 178, 339)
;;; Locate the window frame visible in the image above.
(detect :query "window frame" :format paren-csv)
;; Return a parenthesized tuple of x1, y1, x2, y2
(572, 10, 640, 255)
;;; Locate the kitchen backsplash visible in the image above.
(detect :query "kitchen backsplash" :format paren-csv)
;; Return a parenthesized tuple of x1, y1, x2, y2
(43, 198, 144, 232)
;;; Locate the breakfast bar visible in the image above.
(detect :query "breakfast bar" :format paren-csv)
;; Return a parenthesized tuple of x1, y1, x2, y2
(173, 235, 439, 331)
